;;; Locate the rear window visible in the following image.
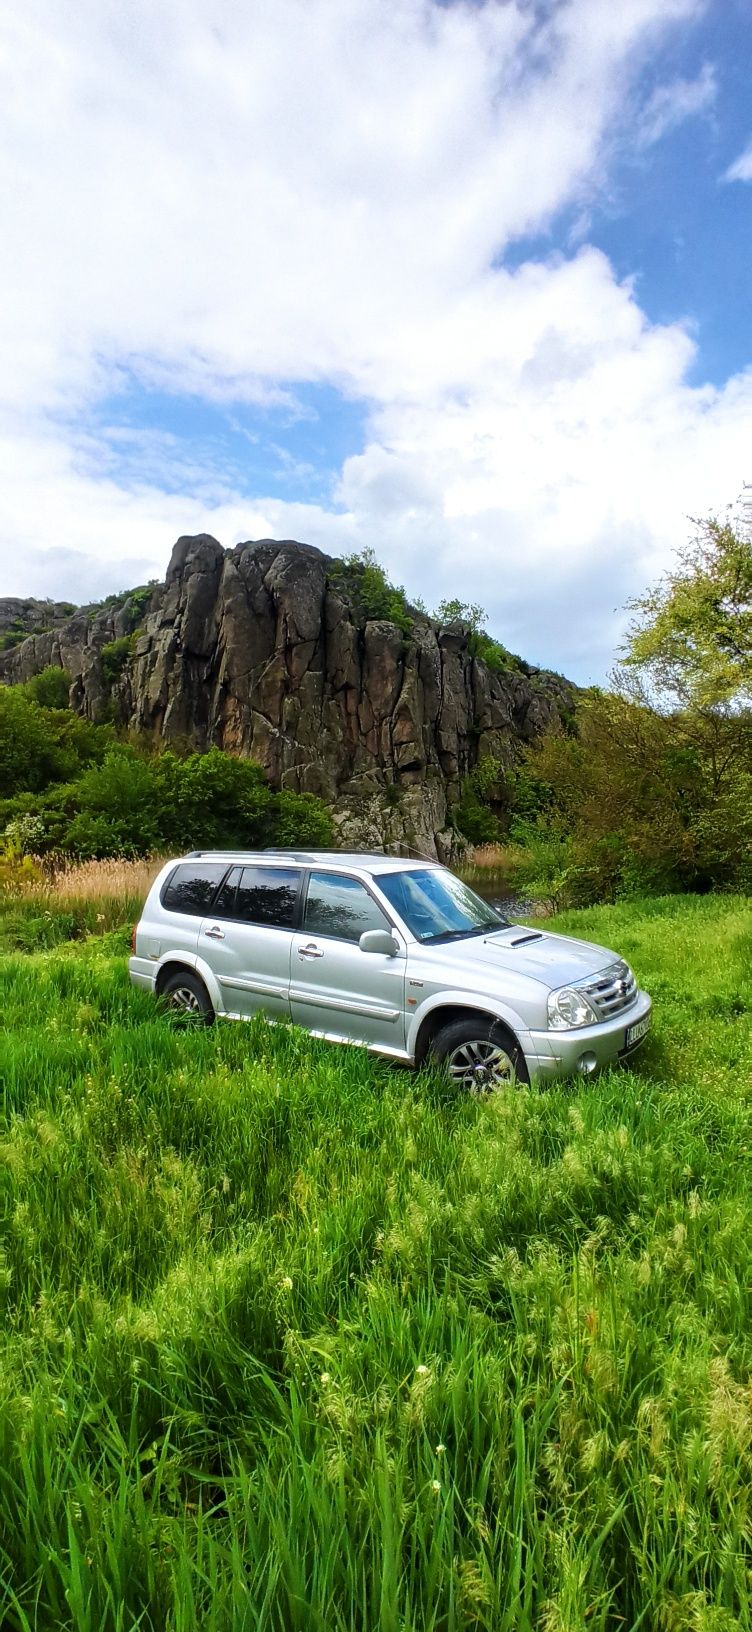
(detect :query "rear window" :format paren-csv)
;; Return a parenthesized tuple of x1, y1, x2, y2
(161, 863, 228, 915)
(234, 866, 300, 928)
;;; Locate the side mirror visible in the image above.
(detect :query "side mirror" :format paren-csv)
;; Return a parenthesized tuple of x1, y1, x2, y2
(359, 929, 400, 957)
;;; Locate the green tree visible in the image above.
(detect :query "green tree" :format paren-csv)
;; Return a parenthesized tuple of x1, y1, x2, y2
(0, 689, 71, 795)
(624, 509, 752, 711)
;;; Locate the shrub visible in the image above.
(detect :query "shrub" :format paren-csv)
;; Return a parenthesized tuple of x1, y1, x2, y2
(22, 666, 72, 709)
(0, 687, 72, 794)
(100, 635, 135, 685)
(434, 599, 522, 672)
(1, 736, 334, 860)
(454, 758, 505, 845)
(330, 549, 415, 634)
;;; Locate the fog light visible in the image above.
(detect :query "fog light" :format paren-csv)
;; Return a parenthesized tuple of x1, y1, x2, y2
(576, 1051, 598, 1075)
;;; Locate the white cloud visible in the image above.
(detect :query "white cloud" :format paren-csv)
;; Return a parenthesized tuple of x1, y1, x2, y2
(3, 0, 749, 683)
(635, 60, 716, 148)
(723, 138, 752, 182)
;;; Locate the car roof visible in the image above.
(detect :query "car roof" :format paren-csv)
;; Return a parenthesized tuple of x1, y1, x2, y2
(179, 849, 439, 876)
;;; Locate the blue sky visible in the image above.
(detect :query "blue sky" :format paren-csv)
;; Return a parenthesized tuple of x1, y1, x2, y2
(1, 0, 751, 680)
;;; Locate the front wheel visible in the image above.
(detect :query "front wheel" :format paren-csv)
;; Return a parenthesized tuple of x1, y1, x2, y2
(429, 1017, 529, 1093)
(159, 970, 215, 1026)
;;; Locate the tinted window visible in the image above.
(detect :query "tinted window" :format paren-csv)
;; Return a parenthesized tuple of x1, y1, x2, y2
(162, 863, 228, 915)
(303, 872, 389, 942)
(234, 866, 300, 928)
(212, 866, 242, 917)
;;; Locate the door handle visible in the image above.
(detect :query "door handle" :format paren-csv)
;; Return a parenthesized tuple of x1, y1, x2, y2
(298, 943, 324, 959)
(204, 925, 225, 940)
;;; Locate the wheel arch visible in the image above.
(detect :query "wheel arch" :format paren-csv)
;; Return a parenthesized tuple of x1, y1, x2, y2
(154, 953, 223, 1012)
(412, 1001, 525, 1067)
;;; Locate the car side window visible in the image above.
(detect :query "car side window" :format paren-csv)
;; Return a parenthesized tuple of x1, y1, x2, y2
(161, 863, 228, 915)
(303, 871, 389, 943)
(234, 866, 300, 928)
(211, 866, 242, 918)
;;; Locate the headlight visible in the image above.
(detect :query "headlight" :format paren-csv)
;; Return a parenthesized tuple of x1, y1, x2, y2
(547, 985, 599, 1030)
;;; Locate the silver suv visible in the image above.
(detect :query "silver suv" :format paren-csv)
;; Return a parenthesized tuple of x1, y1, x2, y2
(129, 851, 652, 1088)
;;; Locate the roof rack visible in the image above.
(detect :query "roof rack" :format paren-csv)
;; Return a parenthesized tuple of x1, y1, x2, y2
(262, 848, 319, 861)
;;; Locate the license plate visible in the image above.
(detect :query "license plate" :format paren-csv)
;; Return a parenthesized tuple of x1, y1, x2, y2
(625, 1016, 650, 1048)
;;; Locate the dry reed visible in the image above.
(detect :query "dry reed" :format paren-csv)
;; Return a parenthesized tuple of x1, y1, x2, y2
(31, 855, 165, 905)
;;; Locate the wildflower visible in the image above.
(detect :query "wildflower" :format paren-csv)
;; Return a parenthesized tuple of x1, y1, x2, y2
(280, 1275, 293, 1291)
(431, 1479, 441, 1493)
(320, 1371, 331, 1385)
(416, 1364, 429, 1376)
(436, 1443, 446, 1456)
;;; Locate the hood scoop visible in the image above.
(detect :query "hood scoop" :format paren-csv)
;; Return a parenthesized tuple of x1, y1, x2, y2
(508, 931, 545, 947)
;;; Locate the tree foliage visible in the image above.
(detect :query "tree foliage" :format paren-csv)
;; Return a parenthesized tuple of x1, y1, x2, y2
(0, 689, 333, 858)
(623, 510, 752, 710)
(493, 508, 752, 904)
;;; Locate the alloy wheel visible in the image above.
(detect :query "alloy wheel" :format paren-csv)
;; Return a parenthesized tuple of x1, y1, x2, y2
(168, 985, 202, 1017)
(445, 1037, 517, 1093)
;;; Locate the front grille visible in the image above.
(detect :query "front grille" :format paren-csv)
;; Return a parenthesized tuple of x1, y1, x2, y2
(581, 960, 637, 1021)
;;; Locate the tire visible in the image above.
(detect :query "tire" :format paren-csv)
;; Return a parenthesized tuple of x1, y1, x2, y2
(429, 1016, 529, 1092)
(159, 969, 215, 1026)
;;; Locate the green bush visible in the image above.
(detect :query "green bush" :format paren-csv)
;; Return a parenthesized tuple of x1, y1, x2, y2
(1, 737, 334, 860)
(0, 687, 111, 798)
(330, 549, 415, 634)
(0, 688, 74, 794)
(454, 758, 504, 845)
(100, 635, 135, 686)
(22, 666, 72, 709)
(434, 599, 522, 673)
(504, 688, 752, 906)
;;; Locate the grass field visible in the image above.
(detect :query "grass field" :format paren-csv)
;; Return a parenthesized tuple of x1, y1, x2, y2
(1, 890, 750, 1630)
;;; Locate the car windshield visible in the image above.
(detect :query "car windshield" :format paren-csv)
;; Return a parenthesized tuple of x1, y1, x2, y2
(377, 868, 509, 943)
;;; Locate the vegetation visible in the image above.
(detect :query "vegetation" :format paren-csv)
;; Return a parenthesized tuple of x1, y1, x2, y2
(434, 600, 522, 674)
(100, 634, 136, 685)
(0, 887, 749, 1628)
(327, 557, 522, 667)
(0, 685, 333, 859)
(329, 547, 416, 634)
(0, 856, 163, 951)
(459, 509, 752, 906)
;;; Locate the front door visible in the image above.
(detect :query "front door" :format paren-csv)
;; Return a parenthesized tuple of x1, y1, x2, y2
(290, 870, 406, 1051)
(199, 864, 302, 1019)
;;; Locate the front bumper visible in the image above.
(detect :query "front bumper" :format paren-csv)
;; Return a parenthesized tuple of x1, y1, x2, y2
(526, 990, 652, 1081)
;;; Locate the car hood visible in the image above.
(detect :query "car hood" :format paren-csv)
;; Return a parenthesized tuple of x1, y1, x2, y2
(423, 925, 622, 992)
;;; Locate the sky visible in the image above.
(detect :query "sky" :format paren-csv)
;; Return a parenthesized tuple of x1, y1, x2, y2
(1, 0, 751, 682)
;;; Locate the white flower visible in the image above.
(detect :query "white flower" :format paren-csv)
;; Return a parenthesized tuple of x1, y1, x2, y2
(416, 1364, 429, 1376)
(436, 1443, 446, 1456)
(320, 1371, 331, 1384)
(280, 1276, 293, 1291)
(431, 1479, 441, 1494)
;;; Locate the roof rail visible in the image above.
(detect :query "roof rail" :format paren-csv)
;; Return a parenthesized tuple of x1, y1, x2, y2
(263, 848, 318, 861)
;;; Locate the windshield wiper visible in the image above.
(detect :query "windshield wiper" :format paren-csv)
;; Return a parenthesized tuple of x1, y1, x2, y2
(423, 923, 504, 944)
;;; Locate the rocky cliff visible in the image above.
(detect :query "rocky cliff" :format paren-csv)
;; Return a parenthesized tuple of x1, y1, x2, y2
(0, 535, 574, 855)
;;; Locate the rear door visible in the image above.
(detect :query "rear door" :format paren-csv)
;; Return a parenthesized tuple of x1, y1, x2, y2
(290, 870, 406, 1050)
(158, 861, 231, 959)
(199, 864, 302, 1019)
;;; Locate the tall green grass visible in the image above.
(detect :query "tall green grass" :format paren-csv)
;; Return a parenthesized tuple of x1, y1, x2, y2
(1, 895, 750, 1629)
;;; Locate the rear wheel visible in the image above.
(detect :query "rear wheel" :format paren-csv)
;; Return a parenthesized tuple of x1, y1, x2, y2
(159, 970, 215, 1026)
(429, 1016, 528, 1092)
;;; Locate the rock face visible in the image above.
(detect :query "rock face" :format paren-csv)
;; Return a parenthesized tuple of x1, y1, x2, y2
(0, 535, 575, 855)
(0, 596, 81, 649)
